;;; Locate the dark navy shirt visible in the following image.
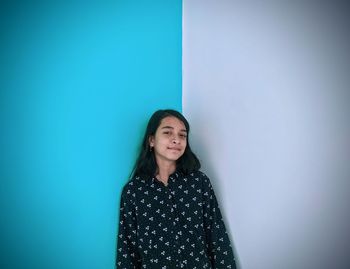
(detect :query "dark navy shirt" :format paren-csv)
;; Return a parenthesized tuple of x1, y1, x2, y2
(116, 171, 236, 269)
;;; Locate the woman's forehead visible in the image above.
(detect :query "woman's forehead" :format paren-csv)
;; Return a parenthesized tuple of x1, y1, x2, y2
(159, 116, 186, 131)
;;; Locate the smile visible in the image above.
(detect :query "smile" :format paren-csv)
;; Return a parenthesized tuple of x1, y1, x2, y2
(168, 147, 182, 151)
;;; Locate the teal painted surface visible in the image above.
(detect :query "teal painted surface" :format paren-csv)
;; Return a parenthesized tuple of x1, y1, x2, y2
(0, 1, 182, 268)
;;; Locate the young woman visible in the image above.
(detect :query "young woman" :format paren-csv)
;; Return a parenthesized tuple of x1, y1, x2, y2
(116, 109, 236, 269)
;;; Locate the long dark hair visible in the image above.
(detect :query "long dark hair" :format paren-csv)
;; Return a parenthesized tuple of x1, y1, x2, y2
(131, 109, 201, 179)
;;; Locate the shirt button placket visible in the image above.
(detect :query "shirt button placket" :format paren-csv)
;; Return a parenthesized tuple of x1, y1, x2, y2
(169, 177, 184, 268)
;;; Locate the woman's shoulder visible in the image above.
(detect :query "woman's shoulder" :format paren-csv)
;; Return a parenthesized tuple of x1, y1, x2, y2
(120, 175, 148, 195)
(187, 170, 209, 179)
(185, 170, 211, 186)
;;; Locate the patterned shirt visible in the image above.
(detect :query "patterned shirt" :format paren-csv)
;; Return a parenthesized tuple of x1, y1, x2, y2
(116, 170, 236, 269)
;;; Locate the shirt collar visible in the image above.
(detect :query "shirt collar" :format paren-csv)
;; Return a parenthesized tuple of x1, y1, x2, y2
(149, 171, 181, 186)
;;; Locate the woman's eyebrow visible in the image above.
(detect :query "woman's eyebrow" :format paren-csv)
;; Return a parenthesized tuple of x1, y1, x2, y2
(161, 126, 187, 132)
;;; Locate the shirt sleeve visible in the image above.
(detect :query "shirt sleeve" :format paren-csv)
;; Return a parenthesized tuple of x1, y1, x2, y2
(201, 173, 237, 269)
(116, 185, 141, 269)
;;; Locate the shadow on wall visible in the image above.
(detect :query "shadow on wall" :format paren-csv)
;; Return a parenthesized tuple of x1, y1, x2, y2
(192, 137, 243, 269)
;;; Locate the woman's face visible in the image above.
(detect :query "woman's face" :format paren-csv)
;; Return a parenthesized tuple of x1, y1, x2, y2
(149, 116, 187, 165)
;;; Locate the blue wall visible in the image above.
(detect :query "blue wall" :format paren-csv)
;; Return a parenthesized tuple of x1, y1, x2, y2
(1, 2, 182, 268)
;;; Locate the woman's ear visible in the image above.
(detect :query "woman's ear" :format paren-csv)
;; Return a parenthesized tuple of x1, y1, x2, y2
(148, 135, 154, 147)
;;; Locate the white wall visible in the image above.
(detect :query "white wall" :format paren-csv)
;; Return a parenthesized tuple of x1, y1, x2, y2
(183, 1, 350, 268)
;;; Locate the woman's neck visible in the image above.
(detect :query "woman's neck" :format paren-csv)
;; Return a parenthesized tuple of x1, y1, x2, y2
(156, 161, 176, 186)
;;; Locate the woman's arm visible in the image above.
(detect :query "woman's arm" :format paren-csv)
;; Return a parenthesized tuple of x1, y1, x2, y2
(116, 185, 141, 269)
(201, 173, 237, 269)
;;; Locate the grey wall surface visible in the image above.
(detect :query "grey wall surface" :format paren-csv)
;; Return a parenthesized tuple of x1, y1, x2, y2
(183, 1, 350, 268)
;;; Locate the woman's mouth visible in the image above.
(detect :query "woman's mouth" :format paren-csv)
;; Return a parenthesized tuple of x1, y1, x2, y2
(168, 147, 181, 151)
